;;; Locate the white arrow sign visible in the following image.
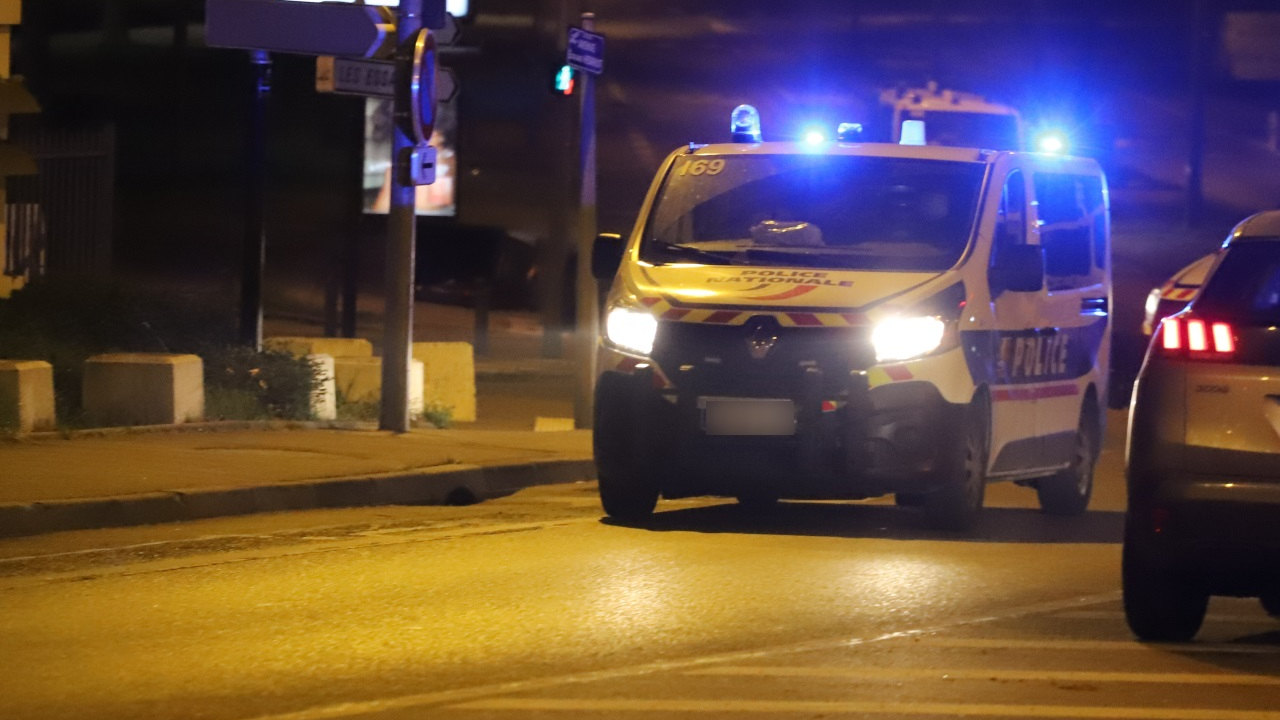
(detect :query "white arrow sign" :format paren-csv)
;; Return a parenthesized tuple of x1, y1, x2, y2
(206, 0, 395, 58)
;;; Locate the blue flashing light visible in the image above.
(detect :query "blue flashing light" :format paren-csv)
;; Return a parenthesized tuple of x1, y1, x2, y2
(1034, 129, 1069, 155)
(836, 122, 863, 142)
(730, 104, 762, 143)
(802, 128, 827, 145)
(555, 65, 575, 95)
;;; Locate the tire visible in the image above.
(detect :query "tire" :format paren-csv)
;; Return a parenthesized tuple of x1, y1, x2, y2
(1122, 519, 1208, 642)
(1037, 400, 1099, 516)
(594, 377, 659, 522)
(1261, 593, 1280, 618)
(922, 395, 989, 532)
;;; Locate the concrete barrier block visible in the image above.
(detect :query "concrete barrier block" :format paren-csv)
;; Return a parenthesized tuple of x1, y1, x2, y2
(0, 360, 56, 432)
(83, 353, 204, 426)
(264, 337, 373, 359)
(307, 354, 337, 421)
(412, 342, 477, 423)
(333, 357, 424, 414)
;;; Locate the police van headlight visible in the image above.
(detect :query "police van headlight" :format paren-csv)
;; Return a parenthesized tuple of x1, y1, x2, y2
(605, 306, 658, 356)
(871, 316, 947, 363)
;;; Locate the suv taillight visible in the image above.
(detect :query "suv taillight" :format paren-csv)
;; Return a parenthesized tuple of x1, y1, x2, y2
(1160, 317, 1235, 358)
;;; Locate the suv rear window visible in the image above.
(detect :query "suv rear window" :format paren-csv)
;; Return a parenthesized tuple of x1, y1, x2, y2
(1194, 242, 1280, 324)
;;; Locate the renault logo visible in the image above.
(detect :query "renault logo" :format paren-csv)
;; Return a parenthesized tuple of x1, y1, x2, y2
(745, 319, 779, 360)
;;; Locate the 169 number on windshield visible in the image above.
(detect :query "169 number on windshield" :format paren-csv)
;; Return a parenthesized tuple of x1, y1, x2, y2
(676, 159, 726, 176)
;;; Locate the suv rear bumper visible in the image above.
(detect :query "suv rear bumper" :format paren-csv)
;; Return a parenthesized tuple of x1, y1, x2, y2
(1128, 477, 1280, 596)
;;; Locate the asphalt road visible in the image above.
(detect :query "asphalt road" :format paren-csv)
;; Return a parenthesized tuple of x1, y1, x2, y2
(2, 411, 1278, 720)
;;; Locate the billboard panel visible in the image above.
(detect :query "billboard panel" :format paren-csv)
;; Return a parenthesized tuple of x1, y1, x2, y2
(362, 96, 457, 217)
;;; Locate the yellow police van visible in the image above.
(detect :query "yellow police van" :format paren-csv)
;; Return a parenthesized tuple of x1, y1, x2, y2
(591, 106, 1111, 530)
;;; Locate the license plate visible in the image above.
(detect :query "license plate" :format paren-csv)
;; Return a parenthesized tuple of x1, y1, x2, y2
(700, 397, 796, 436)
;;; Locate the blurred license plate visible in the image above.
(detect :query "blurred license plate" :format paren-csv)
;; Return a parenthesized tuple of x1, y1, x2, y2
(700, 397, 796, 436)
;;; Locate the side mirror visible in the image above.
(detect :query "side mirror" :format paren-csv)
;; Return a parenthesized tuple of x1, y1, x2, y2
(591, 233, 625, 281)
(991, 244, 1044, 294)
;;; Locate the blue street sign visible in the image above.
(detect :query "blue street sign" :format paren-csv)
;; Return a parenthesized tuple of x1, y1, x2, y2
(566, 26, 605, 76)
(205, 0, 395, 58)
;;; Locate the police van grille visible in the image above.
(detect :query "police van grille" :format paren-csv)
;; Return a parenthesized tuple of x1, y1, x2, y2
(653, 318, 871, 396)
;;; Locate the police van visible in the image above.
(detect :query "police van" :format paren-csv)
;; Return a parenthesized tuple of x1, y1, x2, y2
(591, 106, 1111, 530)
(879, 83, 1026, 151)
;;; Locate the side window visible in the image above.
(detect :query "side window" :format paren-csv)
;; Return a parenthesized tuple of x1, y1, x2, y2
(1033, 172, 1106, 289)
(1082, 176, 1107, 270)
(996, 170, 1027, 253)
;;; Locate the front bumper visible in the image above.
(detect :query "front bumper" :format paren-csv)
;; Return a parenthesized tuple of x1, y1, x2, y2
(597, 366, 964, 500)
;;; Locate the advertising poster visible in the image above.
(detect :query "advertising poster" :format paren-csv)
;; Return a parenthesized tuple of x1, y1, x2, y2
(362, 96, 457, 217)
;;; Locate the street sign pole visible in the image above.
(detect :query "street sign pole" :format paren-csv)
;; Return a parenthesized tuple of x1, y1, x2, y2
(239, 49, 271, 351)
(572, 12, 600, 429)
(380, 0, 425, 433)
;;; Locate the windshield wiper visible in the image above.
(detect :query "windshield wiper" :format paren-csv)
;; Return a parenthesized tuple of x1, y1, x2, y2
(652, 242, 739, 265)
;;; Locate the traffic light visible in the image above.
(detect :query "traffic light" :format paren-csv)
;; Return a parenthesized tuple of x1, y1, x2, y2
(554, 64, 575, 95)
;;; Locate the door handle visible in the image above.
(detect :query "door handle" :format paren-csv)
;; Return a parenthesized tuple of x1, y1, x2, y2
(1080, 297, 1108, 316)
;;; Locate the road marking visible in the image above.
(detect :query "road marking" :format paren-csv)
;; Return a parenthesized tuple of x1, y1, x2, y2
(1055, 611, 1275, 625)
(913, 638, 1280, 655)
(450, 697, 1280, 719)
(237, 593, 1121, 720)
(689, 665, 1280, 685)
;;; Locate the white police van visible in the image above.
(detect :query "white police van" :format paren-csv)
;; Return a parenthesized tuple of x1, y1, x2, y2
(591, 106, 1111, 530)
(880, 83, 1026, 151)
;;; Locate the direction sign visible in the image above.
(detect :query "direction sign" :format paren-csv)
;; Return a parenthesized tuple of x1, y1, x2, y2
(566, 26, 604, 75)
(205, 0, 395, 59)
(434, 12, 462, 46)
(316, 57, 458, 103)
(316, 57, 394, 98)
(436, 68, 459, 103)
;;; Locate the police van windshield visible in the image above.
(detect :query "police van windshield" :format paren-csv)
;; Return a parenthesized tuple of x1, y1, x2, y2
(642, 154, 985, 273)
(916, 111, 1020, 151)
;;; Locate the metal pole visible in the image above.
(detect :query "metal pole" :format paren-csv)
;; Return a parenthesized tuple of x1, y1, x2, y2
(474, 281, 491, 357)
(380, 0, 424, 433)
(239, 49, 271, 351)
(572, 11, 599, 429)
(342, 97, 364, 339)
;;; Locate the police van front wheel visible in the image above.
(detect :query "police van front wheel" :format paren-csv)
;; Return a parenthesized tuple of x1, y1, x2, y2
(595, 376, 659, 523)
(923, 397, 989, 532)
(1036, 401, 1099, 516)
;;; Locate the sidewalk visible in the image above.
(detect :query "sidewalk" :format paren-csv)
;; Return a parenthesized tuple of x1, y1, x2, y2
(0, 314, 594, 539)
(0, 423, 593, 539)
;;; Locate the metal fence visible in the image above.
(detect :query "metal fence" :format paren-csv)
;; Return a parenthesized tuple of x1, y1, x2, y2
(9, 123, 116, 277)
(3, 176, 46, 279)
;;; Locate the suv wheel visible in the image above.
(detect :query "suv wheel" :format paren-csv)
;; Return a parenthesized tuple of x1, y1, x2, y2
(1037, 400, 1099, 516)
(1122, 518, 1208, 642)
(923, 395, 989, 532)
(595, 376, 659, 522)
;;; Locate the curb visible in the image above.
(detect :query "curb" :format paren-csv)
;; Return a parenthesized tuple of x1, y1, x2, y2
(4, 420, 377, 443)
(0, 458, 596, 539)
